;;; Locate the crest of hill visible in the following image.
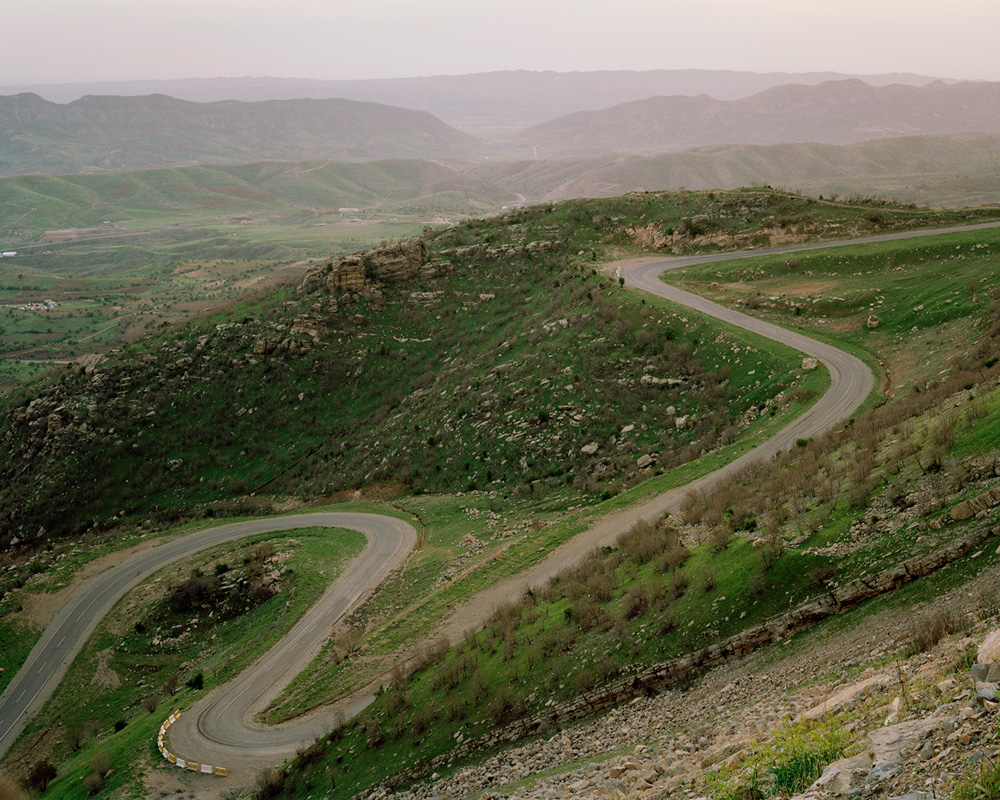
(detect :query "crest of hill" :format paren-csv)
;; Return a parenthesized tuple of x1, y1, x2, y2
(511, 79, 1000, 157)
(0, 69, 954, 128)
(0, 93, 485, 177)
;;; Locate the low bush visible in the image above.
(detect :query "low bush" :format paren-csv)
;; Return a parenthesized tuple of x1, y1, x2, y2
(704, 716, 852, 799)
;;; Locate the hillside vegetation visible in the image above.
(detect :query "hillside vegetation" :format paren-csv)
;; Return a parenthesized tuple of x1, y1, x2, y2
(4, 188, 994, 547)
(255, 210, 1000, 800)
(0, 160, 506, 242)
(0, 159, 511, 385)
(3, 190, 1000, 800)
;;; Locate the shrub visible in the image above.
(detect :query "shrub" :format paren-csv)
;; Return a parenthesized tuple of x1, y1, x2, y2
(168, 576, 219, 613)
(705, 717, 852, 799)
(27, 760, 57, 792)
(907, 607, 965, 655)
(296, 739, 326, 768)
(66, 724, 84, 751)
(575, 668, 598, 693)
(621, 585, 650, 621)
(487, 685, 521, 726)
(587, 572, 614, 603)
(84, 773, 104, 796)
(142, 694, 160, 713)
(670, 570, 689, 599)
(708, 524, 732, 554)
(364, 718, 385, 749)
(186, 672, 204, 690)
(251, 767, 285, 800)
(89, 750, 111, 778)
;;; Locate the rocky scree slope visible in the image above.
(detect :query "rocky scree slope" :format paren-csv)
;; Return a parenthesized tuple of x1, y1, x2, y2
(378, 582, 1000, 800)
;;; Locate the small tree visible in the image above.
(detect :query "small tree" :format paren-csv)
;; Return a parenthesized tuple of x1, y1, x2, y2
(162, 673, 179, 696)
(142, 694, 160, 714)
(66, 724, 84, 752)
(27, 759, 57, 792)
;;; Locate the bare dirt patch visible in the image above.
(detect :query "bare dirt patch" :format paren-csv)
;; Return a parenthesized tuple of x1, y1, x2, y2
(91, 648, 120, 690)
(776, 279, 841, 296)
(40, 227, 112, 243)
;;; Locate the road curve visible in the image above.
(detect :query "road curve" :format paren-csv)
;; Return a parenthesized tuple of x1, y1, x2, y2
(3, 221, 999, 772)
(0, 513, 417, 760)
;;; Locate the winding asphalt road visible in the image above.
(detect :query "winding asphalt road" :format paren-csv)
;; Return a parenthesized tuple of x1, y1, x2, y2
(0, 514, 417, 760)
(3, 221, 999, 774)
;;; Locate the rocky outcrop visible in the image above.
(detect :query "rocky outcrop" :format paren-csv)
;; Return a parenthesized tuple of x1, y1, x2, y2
(297, 237, 453, 299)
(950, 485, 1000, 521)
(624, 220, 820, 254)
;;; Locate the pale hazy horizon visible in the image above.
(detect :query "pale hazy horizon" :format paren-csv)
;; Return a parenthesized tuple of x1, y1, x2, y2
(2, 0, 999, 88)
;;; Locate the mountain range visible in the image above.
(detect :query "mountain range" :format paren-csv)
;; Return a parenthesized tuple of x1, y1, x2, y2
(0, 69, 959, 130)
(2, 79, 999, 179)
(511, 80, 1000, 157)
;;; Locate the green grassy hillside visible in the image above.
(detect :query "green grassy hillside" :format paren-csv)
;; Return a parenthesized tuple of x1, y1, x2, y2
(3, 189, 1000, 798)
(0, 160, 512, 382)
(4, 188, 995, 544)
(267, 214, 1000, 800)
(0, 160, 508, 242)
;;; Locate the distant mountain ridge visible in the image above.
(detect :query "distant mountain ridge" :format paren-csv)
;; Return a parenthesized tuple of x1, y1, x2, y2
(0, 69, 956, 130)
(0, 93, 484, 176)
(511, 80, 1000, 156)
(472, 137, 1000, 208)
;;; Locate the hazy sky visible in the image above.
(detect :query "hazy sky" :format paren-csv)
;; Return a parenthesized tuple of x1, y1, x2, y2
(2, 0, 998, 85)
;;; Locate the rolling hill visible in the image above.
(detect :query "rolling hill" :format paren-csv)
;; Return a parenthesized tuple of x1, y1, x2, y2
(0, 93, 485, 177)
(0, 159, 509, 240)
(510, 79, 1000, 157)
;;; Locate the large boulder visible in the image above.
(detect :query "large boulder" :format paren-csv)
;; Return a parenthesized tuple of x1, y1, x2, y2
(365, 237, 428, 283)
(980, 628, 1000, 663)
